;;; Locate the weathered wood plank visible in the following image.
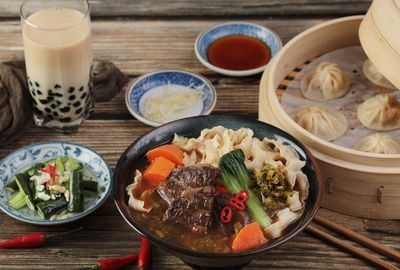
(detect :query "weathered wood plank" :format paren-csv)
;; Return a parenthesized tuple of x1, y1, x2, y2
(0, 12, 398, 270)
(0, 0, 371, 19)
(0, 19, 325, 76)
(0, 120, 150, 167)
(0, 207, 398, 269)
(0, 19, 323, 119)
(0, 119, 399, 270)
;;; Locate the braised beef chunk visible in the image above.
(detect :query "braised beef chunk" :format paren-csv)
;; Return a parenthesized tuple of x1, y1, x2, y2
(163, 186, 215, 234)
(157, 165, 221, 205)
(214, 192, 252, 233)
(157, 165, 221, 234)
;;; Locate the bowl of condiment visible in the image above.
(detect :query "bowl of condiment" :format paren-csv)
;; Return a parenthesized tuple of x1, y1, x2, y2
(113, 115, 322, 269)
(195, 22, 282, 77)
(125, 69, 217, 127)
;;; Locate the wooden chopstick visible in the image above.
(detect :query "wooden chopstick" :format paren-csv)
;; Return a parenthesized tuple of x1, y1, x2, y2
(313, 215, 400, 263)
(305, 225, 399, 270)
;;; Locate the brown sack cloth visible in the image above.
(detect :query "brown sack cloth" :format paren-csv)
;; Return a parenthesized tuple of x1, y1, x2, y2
(0, 60, 129, 147)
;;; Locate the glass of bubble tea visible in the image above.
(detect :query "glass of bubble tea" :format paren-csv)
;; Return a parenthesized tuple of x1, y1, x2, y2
(20, 0, 93, 132)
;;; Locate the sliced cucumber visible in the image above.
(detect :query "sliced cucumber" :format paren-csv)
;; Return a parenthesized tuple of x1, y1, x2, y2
(5, 180, 19, 193)
(82, 180, 98, 192)
(25, 195, 36, 210)
(8, 191, 27, 210)
(83, 190, 97, 197)
(55, 157, 64, 176)
(28, 163, 45, 176)
(15, 173, 35, 210)
(68, 171, 83, 213)
(64, 157, 82, 172)
(36, 197, 68, 219)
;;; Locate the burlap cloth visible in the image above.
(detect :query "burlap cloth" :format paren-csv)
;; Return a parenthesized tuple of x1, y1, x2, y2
(0, 60, 129, 147)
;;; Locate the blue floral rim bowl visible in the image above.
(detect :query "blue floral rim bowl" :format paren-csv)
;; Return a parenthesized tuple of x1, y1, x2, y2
(0, 141, 112, 225)
(125, 69, 217, 127)
(195, 21, 282, 76)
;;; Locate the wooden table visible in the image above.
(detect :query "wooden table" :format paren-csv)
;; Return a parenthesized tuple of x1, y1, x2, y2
(0, 0, 399, 269)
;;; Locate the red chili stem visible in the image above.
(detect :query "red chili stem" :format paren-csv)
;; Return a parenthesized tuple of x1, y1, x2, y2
(91, 254, 138, 270)
(0, 227, 84, 249)
(138, 236, 151, 270)
(45, 226, 84, 240)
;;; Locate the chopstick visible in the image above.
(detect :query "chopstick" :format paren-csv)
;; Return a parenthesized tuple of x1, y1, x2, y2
(305, 215, 400, 270)
(313, 215, 400, 263)
(306, 225, 399, 270)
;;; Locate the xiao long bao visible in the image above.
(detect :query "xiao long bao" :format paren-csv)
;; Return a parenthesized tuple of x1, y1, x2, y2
(357, 94, 400, 131)
(300, 61, 351, 101)
(293, 106, 348, 141)
(363, 60, 396, 89)
(353, 133, 400, 154)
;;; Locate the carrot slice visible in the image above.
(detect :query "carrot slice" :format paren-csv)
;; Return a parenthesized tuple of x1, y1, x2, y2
(143, 156, 176, 187)
(146, 144, 184, 165)
(232, 222, 267, 253)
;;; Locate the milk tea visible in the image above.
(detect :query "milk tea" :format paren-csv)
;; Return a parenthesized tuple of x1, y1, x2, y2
(22, 7, 93, 130)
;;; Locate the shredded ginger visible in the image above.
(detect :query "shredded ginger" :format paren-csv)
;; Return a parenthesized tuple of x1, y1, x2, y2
(142, 84, 204, 123)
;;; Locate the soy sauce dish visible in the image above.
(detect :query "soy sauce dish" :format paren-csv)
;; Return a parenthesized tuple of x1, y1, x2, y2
(195, 22, 282, 76)
(113, 115, 322, 269)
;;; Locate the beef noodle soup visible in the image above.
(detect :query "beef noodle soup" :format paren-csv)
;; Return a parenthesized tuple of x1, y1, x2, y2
(127, 127, 309, 253)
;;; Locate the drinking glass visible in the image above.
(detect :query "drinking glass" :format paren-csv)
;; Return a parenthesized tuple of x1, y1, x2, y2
(20, 0, 93, 132)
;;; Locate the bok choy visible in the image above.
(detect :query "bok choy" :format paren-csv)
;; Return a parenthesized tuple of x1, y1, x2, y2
(219, 149, 272, 228)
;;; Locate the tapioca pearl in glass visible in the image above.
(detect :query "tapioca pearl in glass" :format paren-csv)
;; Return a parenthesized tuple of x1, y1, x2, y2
(39, 99, 50, 105)
(60, 107, 70, 113)
(75, 107, 83, 115)
(73, 101, 81, 108)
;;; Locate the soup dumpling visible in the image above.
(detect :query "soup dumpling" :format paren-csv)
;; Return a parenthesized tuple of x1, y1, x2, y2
(357, 94, 400, 131)
(294, 106, 348, 141)
(300, 61, 351, 101)
(363, 59, 396, 89)
(353, 133, 400, 154)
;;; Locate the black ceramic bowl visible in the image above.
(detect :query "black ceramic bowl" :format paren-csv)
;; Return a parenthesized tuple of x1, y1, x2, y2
(113, 115, 323, 270)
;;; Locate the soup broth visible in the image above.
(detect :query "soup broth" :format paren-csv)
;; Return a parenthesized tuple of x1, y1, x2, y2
(132, 191, 234, 253)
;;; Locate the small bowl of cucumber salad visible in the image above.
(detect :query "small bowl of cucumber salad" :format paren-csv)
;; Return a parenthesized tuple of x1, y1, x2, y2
(0, 141, 112, 225)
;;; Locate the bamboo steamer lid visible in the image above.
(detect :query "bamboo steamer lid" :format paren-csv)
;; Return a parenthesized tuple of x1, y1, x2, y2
(359, 0, 400, 90)
(258, 16, 400, 219)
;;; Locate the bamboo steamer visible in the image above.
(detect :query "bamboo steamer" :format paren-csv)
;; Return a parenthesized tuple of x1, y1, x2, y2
(359, 0, 400, 90)
(259, 15, 400, 219)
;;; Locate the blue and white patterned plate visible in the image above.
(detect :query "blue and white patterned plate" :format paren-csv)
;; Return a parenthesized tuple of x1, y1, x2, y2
(195, 21, 282, 76)
(125, 69, 217, 127)
(0, 141, 112, 225)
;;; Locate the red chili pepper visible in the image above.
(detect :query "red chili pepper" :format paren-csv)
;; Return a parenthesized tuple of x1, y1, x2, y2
(39, 164, 59, 185)
(236, 190, 250, 203)
(228, 197, 246, 211)
(138, 236, 151, 270)
(220, 206, 233, 223)
(91, 254, 138, 270)
(215, 184, 228, 194)
(0, 227, 83, 249)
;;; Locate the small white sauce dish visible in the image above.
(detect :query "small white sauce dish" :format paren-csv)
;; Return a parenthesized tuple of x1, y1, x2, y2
(125, 69, 217, 127)
(195, 21, 282, 77)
